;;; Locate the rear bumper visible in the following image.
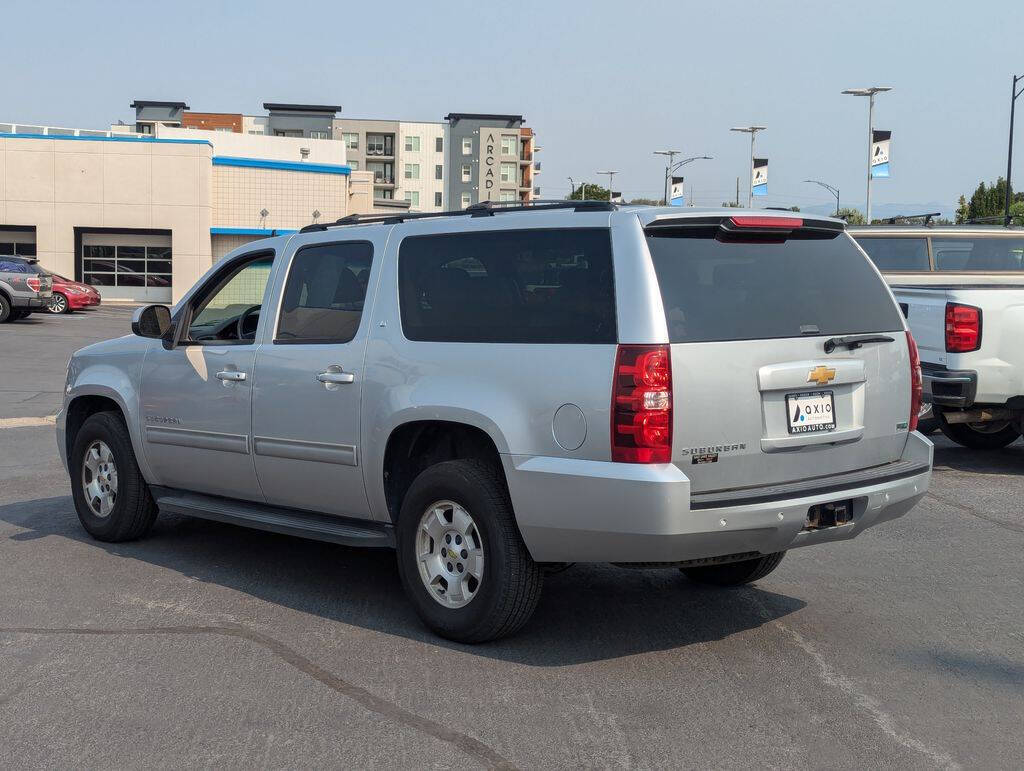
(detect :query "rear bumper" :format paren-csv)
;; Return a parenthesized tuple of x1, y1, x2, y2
(12, 295, 46, 309)
(504, 431, 933, 563)
(922, 363, 977, 408)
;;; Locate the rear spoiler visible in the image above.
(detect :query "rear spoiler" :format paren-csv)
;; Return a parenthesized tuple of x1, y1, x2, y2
(645, 215, 846, 239)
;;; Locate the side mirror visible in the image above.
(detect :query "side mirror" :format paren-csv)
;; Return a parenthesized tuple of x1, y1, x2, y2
(131, 304, 172, 339)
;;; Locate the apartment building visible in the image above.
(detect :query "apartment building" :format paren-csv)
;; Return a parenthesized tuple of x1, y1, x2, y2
(444, 113, 540, 209)
(124, 102, 540, 213)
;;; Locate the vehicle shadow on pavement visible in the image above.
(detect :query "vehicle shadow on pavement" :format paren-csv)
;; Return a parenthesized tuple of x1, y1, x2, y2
(931, 440, 1024, 476)
(1, 496, 806, 666)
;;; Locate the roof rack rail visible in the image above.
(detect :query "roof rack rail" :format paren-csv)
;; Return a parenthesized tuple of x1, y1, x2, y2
(966, 214, 1024, 226)
(298, 199, 617, 233)
(879, 212, 943, 226)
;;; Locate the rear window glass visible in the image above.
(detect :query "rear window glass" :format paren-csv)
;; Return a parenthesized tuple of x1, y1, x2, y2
(855, 237, 930, 271)
(646, 231, 904, 343)
(0, 259, 31, 273)
(932, 237, 1024, 271)
(399, 229, 615, 343)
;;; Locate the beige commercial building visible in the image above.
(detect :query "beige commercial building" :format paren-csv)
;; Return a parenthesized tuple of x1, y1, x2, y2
(0, 122, 376, 304)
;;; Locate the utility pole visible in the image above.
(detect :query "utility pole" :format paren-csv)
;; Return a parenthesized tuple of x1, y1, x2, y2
(1005, 74, 1023, 226)
(842, 86, 892, 223)
(735, 177, 739, 207)
(654, 151, 712, 206)
(729, 126, 766, 207)
(597, 170, 618, 202)
(653, 150, 680, 204)
(804, 179, 841, 217)
(567, 176, 576, 201)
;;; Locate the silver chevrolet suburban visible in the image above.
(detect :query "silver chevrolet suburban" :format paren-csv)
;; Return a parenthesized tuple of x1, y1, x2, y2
(57, 202, 932, 642)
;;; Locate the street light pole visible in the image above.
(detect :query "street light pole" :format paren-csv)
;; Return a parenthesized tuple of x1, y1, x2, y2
(567, 176, 576, 201)
(804, 179, 841, 217)
(1005, 74, 1023, 226)
(842, 86, 892, 223)
(597, 170, 618, 202)
(653, 150, 680, 204)
(729, 126, 766, 207)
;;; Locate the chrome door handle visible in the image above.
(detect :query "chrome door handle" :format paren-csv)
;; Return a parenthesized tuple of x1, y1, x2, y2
(317, 370, 355, 385)
(215, 370, 247, 382)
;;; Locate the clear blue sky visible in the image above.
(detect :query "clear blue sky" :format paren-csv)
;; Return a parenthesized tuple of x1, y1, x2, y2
(5, 0, 1022, 214)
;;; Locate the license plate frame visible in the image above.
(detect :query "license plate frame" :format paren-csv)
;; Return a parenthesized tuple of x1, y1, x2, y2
(785, 390, 836, 434)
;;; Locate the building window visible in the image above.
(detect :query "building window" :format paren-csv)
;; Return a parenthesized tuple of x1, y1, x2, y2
(501, 135, 517, 156)
(309, 129, 329, 139)
(500, 162, 516, 183)
(405, 191, 420, 207)
(435, 136, 443, 152)
(435, 164, 443, 180)
(499, 191, 516, 202)
(435, 192, 443, 207)
(462, 137, 472, 155)
(461, 164, 471, 182)
(82, 244, 172, 290)
(342, 132, 359, 149)
(374, 188, 395, 200)
(367, 134, 394, 156)
(348, 160, 359, 171)
(367, 161, 394, 184)
(247, 129, 265, 135)
(404, 163, 420, 180)
(461, 192, 471, 209)
(404, 135, 420, 152)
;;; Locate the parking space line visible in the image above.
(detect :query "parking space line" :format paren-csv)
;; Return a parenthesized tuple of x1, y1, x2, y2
(0, 416, 56, 429)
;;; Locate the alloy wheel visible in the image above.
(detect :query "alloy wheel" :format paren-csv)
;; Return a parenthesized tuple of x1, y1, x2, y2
(415, 500, 484, 608)
(82, 440, 118, 517)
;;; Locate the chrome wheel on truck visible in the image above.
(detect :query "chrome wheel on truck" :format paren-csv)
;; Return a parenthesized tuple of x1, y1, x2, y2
(415, 500, 485, 608)
(81, 440, 118, 517)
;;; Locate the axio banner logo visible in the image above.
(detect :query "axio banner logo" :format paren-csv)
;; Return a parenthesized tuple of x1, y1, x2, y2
(752, 158, 768, 196)
(670, 175, 685, 206)
(871, 130, 891, 178)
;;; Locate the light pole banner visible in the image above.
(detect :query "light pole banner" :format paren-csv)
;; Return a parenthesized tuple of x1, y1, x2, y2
(670, 175, 685, 206)
(871, 130, 891, 178)
(752, 158, 768, 196)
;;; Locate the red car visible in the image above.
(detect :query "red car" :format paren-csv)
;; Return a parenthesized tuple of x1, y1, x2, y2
(44, 272, 101, 313)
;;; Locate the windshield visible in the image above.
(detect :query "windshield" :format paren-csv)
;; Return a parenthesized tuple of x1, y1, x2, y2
(646, 230, 904, 343)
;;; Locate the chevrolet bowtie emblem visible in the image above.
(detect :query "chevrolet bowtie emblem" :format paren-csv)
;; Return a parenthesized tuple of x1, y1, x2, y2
(807, 365, 837, 385)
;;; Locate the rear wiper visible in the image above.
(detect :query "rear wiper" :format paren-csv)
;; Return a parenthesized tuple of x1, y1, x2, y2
(824, 334, 895, 354)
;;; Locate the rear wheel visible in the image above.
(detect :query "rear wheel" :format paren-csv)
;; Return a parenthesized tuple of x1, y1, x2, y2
(47, 293, 69, 314)
(938, 417, 1020, 449)
(396, 459, 543, 643)
(681, 552, 786, 587)
(0, 295, 11, 322)
(70, 411, 158, 542)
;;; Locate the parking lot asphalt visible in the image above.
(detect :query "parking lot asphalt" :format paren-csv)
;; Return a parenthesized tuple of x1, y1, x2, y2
(1, 306, 1021, 769)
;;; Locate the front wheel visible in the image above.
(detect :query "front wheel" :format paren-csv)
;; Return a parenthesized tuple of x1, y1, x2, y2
(681, 552, 786, 587)
(396, 459, 543, 643)
(937, 415, 1021, 449)
(70, 411, 158, 542)
(0, 294, 12, 322)
(47, 293, 69, 314)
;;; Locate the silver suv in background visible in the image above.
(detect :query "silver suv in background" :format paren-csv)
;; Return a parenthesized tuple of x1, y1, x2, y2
(57, 203, 932, 642)
(0, 255, 53, 322)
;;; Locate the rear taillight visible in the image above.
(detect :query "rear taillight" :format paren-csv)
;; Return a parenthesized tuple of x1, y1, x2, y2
(26, 276, 41, 292)
(945, 303, 981, 353)
(907, 331, 922, 432)
(611, 344, 672, 463)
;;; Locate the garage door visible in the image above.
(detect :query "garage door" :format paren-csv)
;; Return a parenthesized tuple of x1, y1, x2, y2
(81, 233, 172, 303)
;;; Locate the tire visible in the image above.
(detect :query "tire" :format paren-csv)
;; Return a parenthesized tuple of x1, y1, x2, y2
(681, 552, 786, 587)
(396, 459, 543, 643)
(0, 294, 11, 323)
(916, 416, 939, 435)
(70, 411, 158, 542)
(936, 413, 1021, 449)
(47, 293, 69, 314)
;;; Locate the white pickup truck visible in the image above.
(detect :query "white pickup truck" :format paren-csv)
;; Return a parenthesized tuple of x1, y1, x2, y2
(851, 225, 1024, 449)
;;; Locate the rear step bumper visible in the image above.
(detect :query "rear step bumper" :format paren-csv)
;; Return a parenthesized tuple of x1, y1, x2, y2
(504, 431, 933, 563)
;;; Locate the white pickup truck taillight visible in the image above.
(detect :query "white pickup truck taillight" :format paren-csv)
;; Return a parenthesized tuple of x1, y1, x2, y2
(945, 303, 981, 353)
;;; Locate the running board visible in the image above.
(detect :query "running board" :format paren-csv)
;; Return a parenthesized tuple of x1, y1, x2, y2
(151, 487, 395, 549)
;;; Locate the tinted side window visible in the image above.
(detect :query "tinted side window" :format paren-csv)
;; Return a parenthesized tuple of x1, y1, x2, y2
(855, 237, 930, 271)
(399, 229, 615, 343)
(277, 241, 373, 343)
(0, 259, 31, 273)
(647, 231, 904, 343)
(933, 237, 1024, 271)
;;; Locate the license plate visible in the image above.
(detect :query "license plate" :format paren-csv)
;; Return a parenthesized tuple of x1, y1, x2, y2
(786, 390, 836, 434)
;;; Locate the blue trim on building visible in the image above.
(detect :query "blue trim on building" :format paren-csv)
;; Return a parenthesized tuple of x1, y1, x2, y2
(0, 132, 212, 146)
(212, 156, 351, 175)
(210, 227, 298, 236)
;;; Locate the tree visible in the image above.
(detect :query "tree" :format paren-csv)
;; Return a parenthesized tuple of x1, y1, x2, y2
(837, 207, 866, 225)
(720, 201, 741, 208)
(961, 177, 1024, 223)
(628, 197, 664, 206)
(787, 205, 801, 212)
(567, 183, 610, 201)
(955, 195, 969, 224)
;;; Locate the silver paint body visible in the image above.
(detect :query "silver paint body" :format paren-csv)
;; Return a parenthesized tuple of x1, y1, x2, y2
(57, 207, 932, 562)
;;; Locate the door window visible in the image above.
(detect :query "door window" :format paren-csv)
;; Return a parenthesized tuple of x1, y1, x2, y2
(855, 237, 930, 271)
(276, 242, 374, 343)
(186, 253, 274, 343)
